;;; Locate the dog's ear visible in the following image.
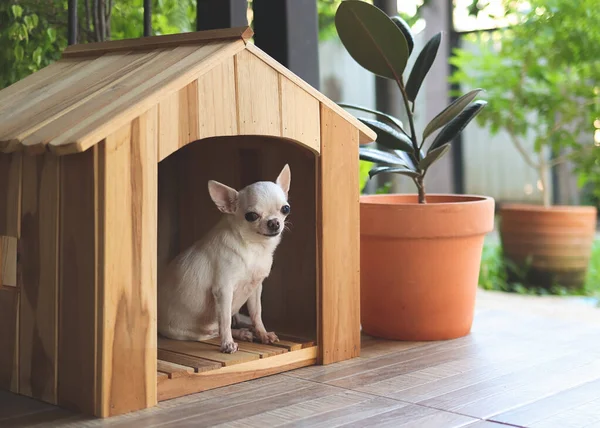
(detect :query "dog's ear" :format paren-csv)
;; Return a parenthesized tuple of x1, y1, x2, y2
(276, 164, 291, 197)
(208, 180, 238, 214)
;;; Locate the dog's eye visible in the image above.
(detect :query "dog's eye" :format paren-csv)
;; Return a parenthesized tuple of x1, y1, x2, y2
(281, 205, 291, 215)
(245, 212, 259, 222)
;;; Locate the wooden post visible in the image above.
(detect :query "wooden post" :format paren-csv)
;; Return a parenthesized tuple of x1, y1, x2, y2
(96, 107, 158, 417)
(19, 154, 60, 403)
(318, 104, 361, 364)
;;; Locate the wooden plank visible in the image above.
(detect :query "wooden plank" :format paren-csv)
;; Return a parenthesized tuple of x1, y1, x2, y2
(0, 287, 19, 393)
(0, 152, 22, 237)
(0, 236, 17, 287)
(57, 147, 98, 415)
(8, 52, 162, 155)
(49, 40, 247, 155)
(245, 44, 376, 145)
(202, 338, 286, 358)
(157, 361, 194, 379)
(157, 372, 169, 384)
(0, 60, 91, 120)
(318, 104, 361, 365)
(269, 340, 303, 352)
(277, 334, 316, 349)
(279, 75, 320, 153)
(157, 91, 180, 162)
(22, 48, 180, 152)
(19, 154, 60, 404)
(97, 107, 158, 417)
(0, 54, 131, 142)
(158, 337, 260, 367)
(234, 49, 281, 136)
(62, 26, 254, 58)
(178, 80, 199, 148)
(197, 57, 238, 141)
(157, 349, 221, 373)
(491, 377, 600, 427)
(157, 347, 317, 401)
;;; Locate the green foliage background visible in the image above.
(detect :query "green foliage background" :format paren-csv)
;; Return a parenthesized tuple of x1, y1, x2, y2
(0, 0, 199, 89)
(450, 0, 600, 199)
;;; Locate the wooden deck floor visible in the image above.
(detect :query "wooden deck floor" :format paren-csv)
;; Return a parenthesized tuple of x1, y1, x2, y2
(2, 290, 600, 427)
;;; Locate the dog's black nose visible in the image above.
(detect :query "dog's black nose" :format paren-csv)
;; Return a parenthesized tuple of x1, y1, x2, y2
(267, 219, 280, 231)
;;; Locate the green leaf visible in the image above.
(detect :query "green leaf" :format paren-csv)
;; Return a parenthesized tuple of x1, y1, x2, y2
(369, 166, 420, 179)
(24, 16, 34, 31)
(429, 100, 488, 152)
(33, 47, 42, 66)
(31, 14, 39, 28)
(338, 103, 405, 132)
(393, 149, 417, 169)
(390, 16, 414, 54)
(11, 5, 23, 18)
(335, 0, 410, 81)
(406, 32, 442, 103)
(419, 144, 451, 171)
(358, 118, 415, 153)
(422, 88, 483, 140)
(359, 147, 411, 168)
(47, 28, 57, 43)
(14, 45, 24, 62)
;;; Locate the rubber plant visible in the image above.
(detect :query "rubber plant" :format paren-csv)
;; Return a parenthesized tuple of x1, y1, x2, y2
(334, 0, 487, 203)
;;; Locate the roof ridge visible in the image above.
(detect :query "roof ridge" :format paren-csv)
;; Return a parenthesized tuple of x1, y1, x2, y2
(61, 26, 253, 58)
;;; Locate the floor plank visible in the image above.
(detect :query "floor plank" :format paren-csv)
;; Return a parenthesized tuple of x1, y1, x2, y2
(0, 298, 599, 427)
(491, 378, 600, 427)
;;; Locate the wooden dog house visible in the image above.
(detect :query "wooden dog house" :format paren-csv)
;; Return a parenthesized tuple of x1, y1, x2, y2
(0, 27, 375, 417)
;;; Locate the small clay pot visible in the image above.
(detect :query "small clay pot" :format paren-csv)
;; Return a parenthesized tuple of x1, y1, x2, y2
(500, 204, 597, 289)
(360, 194, 495, 341)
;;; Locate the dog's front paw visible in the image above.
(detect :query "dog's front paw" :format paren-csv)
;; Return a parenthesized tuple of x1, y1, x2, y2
(220, 340, 238, 353)
(258, 331, 279, 344)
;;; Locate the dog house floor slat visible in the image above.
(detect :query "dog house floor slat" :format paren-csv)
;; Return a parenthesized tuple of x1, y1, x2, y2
(158, 337, 260, 367)
(158, 349, 222, 373)
(201, 338, 286, 358)
(271, 336, 315, 351)
(157, 372, 169, 383)
(157, 360, 195, 379)
(157, 346, 318, 402)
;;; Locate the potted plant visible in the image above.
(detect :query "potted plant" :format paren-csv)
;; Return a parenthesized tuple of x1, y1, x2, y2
(450, 0, 600, 290)
(334, 0, 494, 341)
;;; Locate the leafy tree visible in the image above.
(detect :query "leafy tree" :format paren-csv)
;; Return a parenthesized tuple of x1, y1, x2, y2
(450, 0, 600, 207)
(0, 0, 196, 89)
(0, 2, 67, 89)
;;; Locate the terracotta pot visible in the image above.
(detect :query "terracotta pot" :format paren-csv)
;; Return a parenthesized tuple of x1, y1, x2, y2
(500, 204, 597, 289)
(360, 194, 495, 341)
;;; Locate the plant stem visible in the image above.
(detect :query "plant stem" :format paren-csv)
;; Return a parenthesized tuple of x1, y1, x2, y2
(397, 76, 419, 158)
(507, 128, 538, 169)
(538, 159, 551, 208)
(416, 176, 426, 204)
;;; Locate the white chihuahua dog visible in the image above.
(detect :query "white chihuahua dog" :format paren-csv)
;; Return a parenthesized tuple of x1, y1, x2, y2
(158, 165, 291, 353)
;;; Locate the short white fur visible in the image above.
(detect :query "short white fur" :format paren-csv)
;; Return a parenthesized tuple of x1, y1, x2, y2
(158, 164, 291, 353)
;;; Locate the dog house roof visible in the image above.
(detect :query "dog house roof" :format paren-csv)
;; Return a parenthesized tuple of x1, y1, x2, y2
(0, 26, 375, 156)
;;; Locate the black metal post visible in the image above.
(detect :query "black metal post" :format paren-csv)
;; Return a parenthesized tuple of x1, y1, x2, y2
(252, 0, 320, 90)
(447, 0, 465, 194)
(144, 0, 152, 36)
(68, 0, 78, 45)
(373, 0, 403, 120)
(372, 0, 403, 193)
(196, 0, 248, 31)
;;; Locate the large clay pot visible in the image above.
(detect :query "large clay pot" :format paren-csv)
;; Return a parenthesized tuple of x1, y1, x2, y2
(360, 194, 495, 341)
(500, 204, 597, 289)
